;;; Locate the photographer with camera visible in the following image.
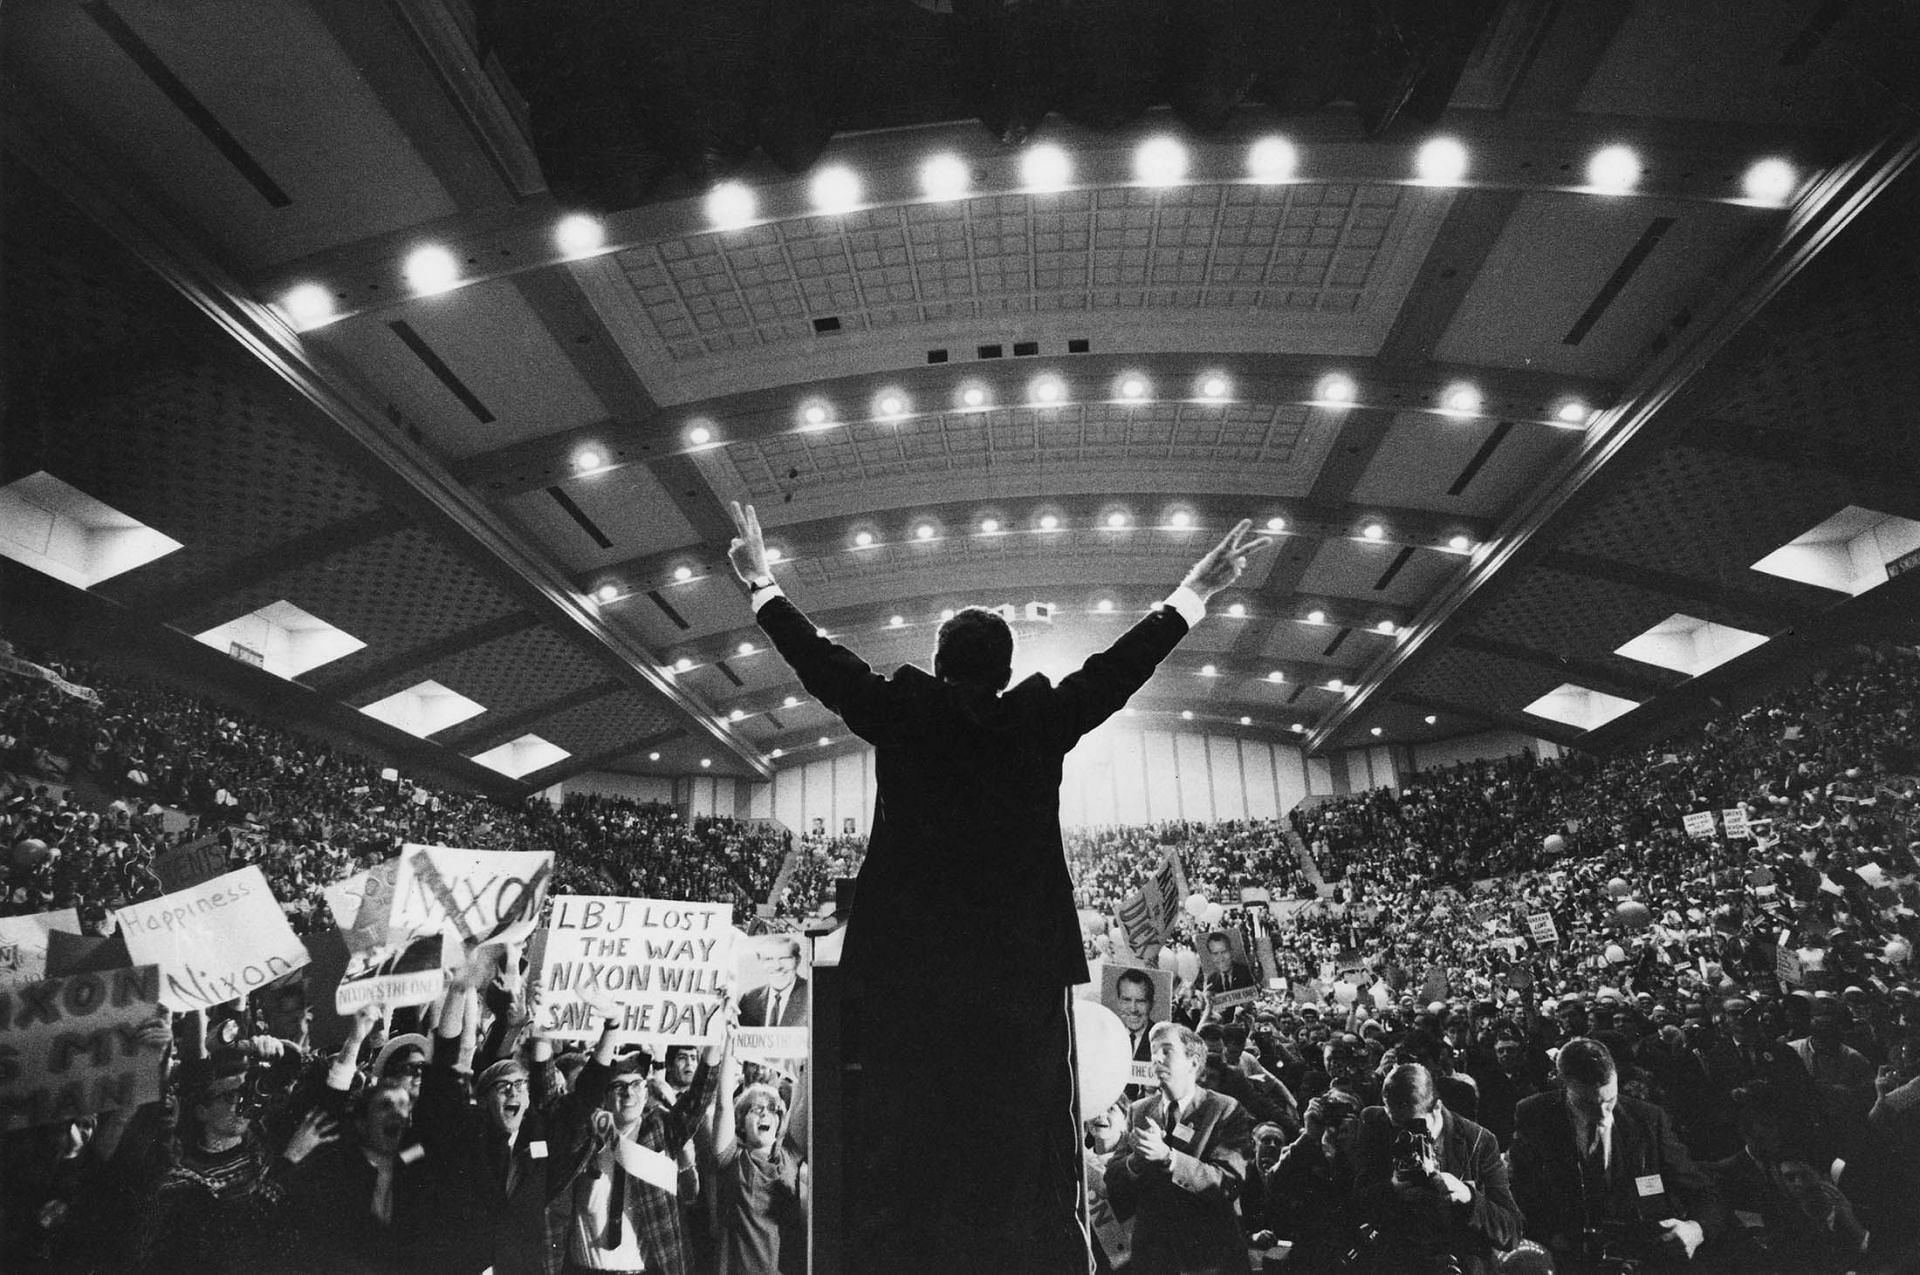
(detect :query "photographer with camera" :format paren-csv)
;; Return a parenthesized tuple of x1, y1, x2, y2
(1510, 1038, 1724, 1272)
(1350, 1063, 1520, 1275)
(1250, 1091, 1364, 1270)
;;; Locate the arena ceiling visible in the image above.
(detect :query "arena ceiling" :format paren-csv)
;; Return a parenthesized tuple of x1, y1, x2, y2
(4, 1, 1919, 793)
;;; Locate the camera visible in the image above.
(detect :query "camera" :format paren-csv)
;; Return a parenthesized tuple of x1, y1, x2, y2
(1389, 1126, 1438, 1185)
(1575, 1221, 1662, 1274)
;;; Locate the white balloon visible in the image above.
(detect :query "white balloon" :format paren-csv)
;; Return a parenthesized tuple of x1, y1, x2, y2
(1202, 902, 1226, 926)
(1154, 945, 1180, 973)
(1072, 999, 1131, 1114)
(1174, 949, 1200, 984)
(1185, 892, 1210, 919)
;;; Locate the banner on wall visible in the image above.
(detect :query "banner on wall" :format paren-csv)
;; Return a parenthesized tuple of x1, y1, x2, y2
(530, 896, 733, 1048)
(0, 964, 163, 1130)
(114, 866, 310, 1012)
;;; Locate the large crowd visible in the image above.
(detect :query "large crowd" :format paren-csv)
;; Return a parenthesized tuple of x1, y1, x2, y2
(1, 634, 1917, 1272)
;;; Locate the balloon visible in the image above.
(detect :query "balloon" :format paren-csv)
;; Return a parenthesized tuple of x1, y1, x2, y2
(1071, 1000, 1131, 1114)
(1606, 878, 1630, 899)
(10, 838, 49, 872)
(1886, 937, 1913, 967)
(1202, 902, 1226, 927)
(1333, 982, 1358, 1005)
(1184, 892, 1210, 919)
(1616, 900, 1652, 930)
(1154, 945, 1180, 974)
(1174, 949, 1200, 985)
(1542, 834, 1567, 855)
(1604, 943, 1627, 964)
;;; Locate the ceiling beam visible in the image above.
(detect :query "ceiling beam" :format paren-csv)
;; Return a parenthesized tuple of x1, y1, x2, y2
(516, 728, 689, 790)
(1539, 549, 1817, 628)
(437, 677, 627, 755)
(1388, 691, 1581, 750)
(309, 609, 542, 699)
(1449, 633, 1681, 702)
(455, 352, 1612, 497)
(1679, 419, 1920, 522)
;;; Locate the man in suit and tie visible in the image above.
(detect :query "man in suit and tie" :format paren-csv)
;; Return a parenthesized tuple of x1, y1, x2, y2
(1200, 931, 1255, 996)
(738, 933, 809, 1028)
(729, 502, 1271, 1274)
(1510, 1037, 1725, 1270)
(1105, 1021, 1257, 1274)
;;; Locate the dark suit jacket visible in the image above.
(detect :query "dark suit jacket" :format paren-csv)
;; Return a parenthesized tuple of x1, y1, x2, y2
(1351, 1104, 1521, 1275)
(739, 977, 810, 1027)
(1104, 1086, 1255, 1274)
(1509, 1090, 1726, 1257)
(756, 593, 1191, 991)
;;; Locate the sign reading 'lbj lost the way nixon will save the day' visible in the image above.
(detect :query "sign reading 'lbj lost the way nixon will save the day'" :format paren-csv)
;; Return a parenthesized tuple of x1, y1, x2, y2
(114, 866, 310, 1012)
(532, 897, 732, 1049)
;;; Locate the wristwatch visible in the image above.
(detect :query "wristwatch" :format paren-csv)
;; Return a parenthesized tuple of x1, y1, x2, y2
(747, 576, 777, 595)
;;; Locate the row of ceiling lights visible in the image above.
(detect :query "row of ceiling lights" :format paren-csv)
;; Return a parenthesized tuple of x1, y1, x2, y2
(276, 137, 1801, 328)
(558, 374, 1596, 456)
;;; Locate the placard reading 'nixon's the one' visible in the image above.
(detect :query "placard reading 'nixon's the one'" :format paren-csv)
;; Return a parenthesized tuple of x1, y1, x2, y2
(532, 897, 733, 1048)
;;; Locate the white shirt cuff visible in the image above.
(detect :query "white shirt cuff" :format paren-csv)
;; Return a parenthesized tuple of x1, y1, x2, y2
(749, 581, 785, 613)
(1160, 586, 1205, 627)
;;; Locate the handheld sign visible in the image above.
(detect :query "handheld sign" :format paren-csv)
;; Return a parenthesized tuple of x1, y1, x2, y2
(531, 897, 733, 1049)
(0, 964, 164, 1130)
(388, 846, 553, 959)
(0, 909, 82, 989)
(1682, 812, 1717, 840)
(335, 933, 446, 1013)
(114, 866, 309, 1012)
(1527, 912, 1559, 945)
(152, 834, 230, 895)
(1721, 808, 1751, 840)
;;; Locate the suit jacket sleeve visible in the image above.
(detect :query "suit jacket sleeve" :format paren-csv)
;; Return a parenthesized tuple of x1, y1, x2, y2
(755, 595, 900, 747)
(1461, 1122, 1523, 1252)
(1507, 1099, 1558, 1243)
(1167, 1097, 1254, 1206)
(1647, 1102, 1726, 1240)
(1040, 605, 1191, 754)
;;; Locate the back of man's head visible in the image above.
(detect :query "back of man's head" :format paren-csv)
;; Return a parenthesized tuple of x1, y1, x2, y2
(934, 607, 1013, 691)
(1556, 1036, 1617, 1087)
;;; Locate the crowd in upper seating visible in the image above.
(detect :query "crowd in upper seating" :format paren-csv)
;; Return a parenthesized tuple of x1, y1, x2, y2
(3, 635, 1918, 1272)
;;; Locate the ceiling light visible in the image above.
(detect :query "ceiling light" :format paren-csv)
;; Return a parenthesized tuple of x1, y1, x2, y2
(854, 530, 875, 548)
(554, 213, 606, 257)
(810, 164, 862, 214)
(1021, 144, 1072, 192)
(1306, 609, 1326, 624)
(1743, 157, 1797, 204)
(403, 245, 459, 295)
(594, 583, 619, 603)
(770, 748, 783, 759)
(673, 565, 693, 582)
(1039, 514, 1059, 530)
(1032, 378, 1064, 404)
(1201, 376, 1228, 399)
(1181, 710, 1195, 720)
(1424, 715, 1437, 725)
(573, 447, 605, 472)
(1169, 511, 1193, 529)
(980, 518, 1000, 534)
(281, 283, 335, 328)
(1362, 523, 1386, 541)
(1248, 135, 1298, 183)
(729, 709, 746, 722)
(1097, 599, 1114, 613)
(1415, 137, 1469, 185)
(1120, 376, 1146, 399)
(819, 737, 830, 746)
(674, 657, 694, 673)
(920, 152, 971, 201)
(1586, 144, 1641, 193)
(888, 615, 905, 627)
(1227, 602, 1246, 618)
(962, 386, 987, 408)
(649, 751, 661, 761)
(706, 181, 756, 230)
(1292, 723, 1306, 733)
(1267, 670, 1284, 683)
(878, 393, 906, 417)
(1327, 678, 1344, 691)
(1200, 664, 1217, 677)
(1317, 373, 1356, 404)
(1441, 383, 1482, 416)
(803, 404, 830, 427)
(1448, 534, 1472, 553)
(765, 547, 783, 562)
(1106, 512, 1128, 528)
(1370, 726, 1383, 737)
(1134, 135, 1189, 186)
(784, 695, 799, 708)
(736, 641, 756, 655)
(687, 424, 713, 446)
(1266, 516, 1286, 532)
(1240, 716, 1252, 726)
(1376, 620, 1396, 634)
(915, 523, 935, 540)
(940, 608, 955, 622)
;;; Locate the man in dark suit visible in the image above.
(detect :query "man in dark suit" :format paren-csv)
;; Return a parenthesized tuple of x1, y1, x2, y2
(729, 502, 1270, 1274)
(1350, 1063, 1521, 1275)
(737, 933, 809, 1027)
(1117, 966, 1159, 1101)
(1105, 1022, 1256, 1274)
(1510, 1037, 1725, 1270)
(1200, 931, 1256, 995)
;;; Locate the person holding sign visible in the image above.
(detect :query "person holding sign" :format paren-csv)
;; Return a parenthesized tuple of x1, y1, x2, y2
(728, 501, 1271, 1274)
